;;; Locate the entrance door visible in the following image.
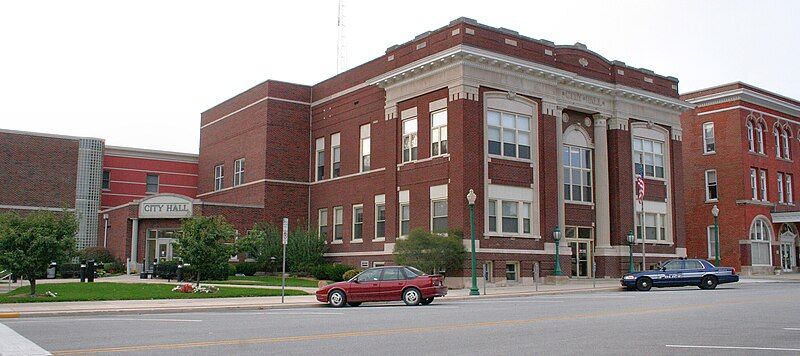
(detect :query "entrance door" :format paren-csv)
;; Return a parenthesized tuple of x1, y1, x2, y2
(780, 243, 794, 272)
(569, 241, 591, 277)
(156, 238, 174, 263)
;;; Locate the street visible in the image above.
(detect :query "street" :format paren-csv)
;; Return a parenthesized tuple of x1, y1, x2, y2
(2, 281, 799, 355)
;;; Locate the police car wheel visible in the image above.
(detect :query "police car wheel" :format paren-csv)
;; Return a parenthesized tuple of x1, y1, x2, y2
(635, 277, 652, 291)
(700, 275, 718, 290)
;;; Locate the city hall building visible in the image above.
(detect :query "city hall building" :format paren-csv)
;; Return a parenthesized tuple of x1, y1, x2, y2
(681, 83, 800, 275)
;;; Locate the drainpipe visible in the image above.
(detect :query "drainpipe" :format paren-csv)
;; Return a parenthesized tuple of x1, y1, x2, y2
(103, 214, 109, 248)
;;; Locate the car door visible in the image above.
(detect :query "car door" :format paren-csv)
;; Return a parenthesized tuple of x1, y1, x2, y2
(378, 267, 405, 301)
(656, 260, 684, 287)
(348, 268, 383, 302)
(681, 260, 706, 285)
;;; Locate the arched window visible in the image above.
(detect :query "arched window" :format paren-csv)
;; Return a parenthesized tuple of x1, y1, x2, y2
(774, 127, 781, 158)
(750, 217, 772, 266)
(563, 125, 593, 203)
(756, 123, 765, 154)
(746, 121, 755, 152)
(782, 128, 790, 159)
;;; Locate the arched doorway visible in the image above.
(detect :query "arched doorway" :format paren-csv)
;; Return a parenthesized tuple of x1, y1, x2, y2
(779, 223, 798, 272)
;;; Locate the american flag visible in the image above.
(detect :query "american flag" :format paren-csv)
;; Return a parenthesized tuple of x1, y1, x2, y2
(636, 165, 646, 203)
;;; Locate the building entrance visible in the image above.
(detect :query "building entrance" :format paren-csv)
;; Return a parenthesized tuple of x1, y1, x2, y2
(566, 226, 593, 278)
(145, 229, 178, 272)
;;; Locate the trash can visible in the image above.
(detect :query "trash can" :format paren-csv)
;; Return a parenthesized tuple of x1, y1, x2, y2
(46, 262, 57, 279)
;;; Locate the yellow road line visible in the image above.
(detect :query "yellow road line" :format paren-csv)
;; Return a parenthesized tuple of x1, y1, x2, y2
(52, 295, 792, 355)
(0, 312, 21, 318)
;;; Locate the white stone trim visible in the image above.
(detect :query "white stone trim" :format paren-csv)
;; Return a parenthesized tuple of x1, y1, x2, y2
(697, 105, 800, 126)
(429, 98, 448, 112)
(201, 96, 310, 130)
(430, 184, 448, 200)
(105, 145, 197, 163)
(103, 166, 199, 177)
(0, 204, 75, 212)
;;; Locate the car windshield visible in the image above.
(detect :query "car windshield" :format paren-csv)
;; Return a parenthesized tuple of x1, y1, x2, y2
(404, 266, 427, 277)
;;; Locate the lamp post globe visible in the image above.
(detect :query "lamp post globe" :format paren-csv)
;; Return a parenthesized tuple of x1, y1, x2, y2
(626, 230, 635, 273)
(467, 189, 479, 296)
(553, 226, 562, 276)
(711, 204, 720, 266)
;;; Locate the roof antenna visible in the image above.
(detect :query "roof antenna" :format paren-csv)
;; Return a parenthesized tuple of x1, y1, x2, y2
(336, 0, 347, 74)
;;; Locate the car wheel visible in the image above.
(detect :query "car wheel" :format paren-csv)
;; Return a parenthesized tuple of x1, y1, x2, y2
(347, 302, 362, 307)
(635, 277, 652, 292)
(420, 297, 434, 305)
(402, 288, 421, 306)
(700, 275, 718, 290)
(328, 290, 346, 307)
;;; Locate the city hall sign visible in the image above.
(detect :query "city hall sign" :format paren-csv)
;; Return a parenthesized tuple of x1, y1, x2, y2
(138, 195, 194, 219)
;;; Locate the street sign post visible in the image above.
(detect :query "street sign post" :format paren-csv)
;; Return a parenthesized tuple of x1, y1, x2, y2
(281, 217, 288, 303)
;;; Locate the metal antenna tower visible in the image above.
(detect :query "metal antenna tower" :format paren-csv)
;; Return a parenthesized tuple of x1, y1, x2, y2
(336, 0, 346, 73)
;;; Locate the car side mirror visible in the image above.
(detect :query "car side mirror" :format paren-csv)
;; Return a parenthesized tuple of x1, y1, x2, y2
(660, 267, 666, 271)
(352, 279, 359, 284)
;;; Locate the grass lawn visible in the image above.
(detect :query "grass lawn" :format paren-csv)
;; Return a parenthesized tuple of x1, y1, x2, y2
(206, 275, 320, 288)
(0, 282, 308, 303)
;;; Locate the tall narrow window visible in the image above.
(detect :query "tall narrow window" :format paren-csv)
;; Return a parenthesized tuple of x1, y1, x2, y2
(318, 209, 328, 240)
(315, 137, 325, 181)
(705, 170, 718, 201)
(487, 109, 531, 159)
(331, 133, 341, 178)
(146, 174, 159, 193)
(502, 201, 519, 233)
(400, 203, 410, 236)
(635, 212, 667, 241)
(102, 170, 111, 190)
(707, 225, 718, 259)
(750, 218, 771, 265)
(778, 173, 785, 204)
(633, 138, 665, 179)
(760, 170, 768, 201)
(431, 110, 448, 156)
(756, 123, 765, 154)
(782, 128, 791, 159)
(787, 174, 794, 204)
(402, 119, 418, 162)
(522, 203, 531, 234)
(214, 164, 224, 191)
(750, 168, 758, 200)
(703, 122, 715, 153)
(352, 205, 363, 241)
(487, 199, 497, 232)
(563, 146, 593, 202)
(375, 204, 386, 239)
(360, 124, 370, 172)
(333, 206, 343, 241)
(233, 158, 245, 186)
(431, 200, 448, 233)
(746, 121, 755, 152)
(775, 127, 781, 158)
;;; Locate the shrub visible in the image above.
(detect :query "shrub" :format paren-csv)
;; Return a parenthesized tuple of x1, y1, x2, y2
(234, 262, 260, 276)
(393, 228, 466, 275)
(173, 216, 235, 286)
(328, 264, 355, 282)
(154, 260, 179, 279)
(228, 263, 237, 276)
(342, 269, 361, 281)
(102, 261, 125, 274)
(58, 263, 82, 278)
(310, 264, 332, 280)
(78, 247, 116, 264)
(181, 263, 229, 282)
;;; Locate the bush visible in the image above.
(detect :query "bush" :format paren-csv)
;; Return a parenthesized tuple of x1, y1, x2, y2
(228, 263, 237, 276)
(234, 262, 261, 276)
(182, 263, 229, 282)
(394, 228, 466, 275)
(58, 263, 82, 278)
(342, 269, 361, 281)
(102, 261, 125, 274)
(309, 263, 355, 281)
(79, 247, 117, 264)
(154, 260, 179, 279)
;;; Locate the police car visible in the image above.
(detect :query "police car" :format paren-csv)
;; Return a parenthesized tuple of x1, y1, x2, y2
(620, 258, 739, 291)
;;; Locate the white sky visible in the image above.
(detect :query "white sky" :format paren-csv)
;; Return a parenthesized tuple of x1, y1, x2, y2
(1, 0, 798, 153)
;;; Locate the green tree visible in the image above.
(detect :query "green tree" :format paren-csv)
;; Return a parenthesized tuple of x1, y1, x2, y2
(236, 222, 282, 274)
(0, 211, 77, 296)
(173, 216, 234, 286)
(393, 228, 466, 275)
(237, 223, 327, 275)
(286, 227, 327, 274)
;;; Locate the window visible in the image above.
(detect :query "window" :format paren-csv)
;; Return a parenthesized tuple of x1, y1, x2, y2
(333, 207, 343, 241)
(750, 168, 758, 200)
(318, 209, 328, 240)
(487, 109, 531, 159)
(756, 123, 765, 154)
(431, 109, 448, 156)
(402, 119, 418, 162)
(703, 122, 715, 153)
(750, 218, 771, 266)
(775, 127, 781, 158)
(431, 200, 448, 233)
(707, 225, 718, 259)
(146, 174, 159, 193)
(487, 200, 497, 232)
(233, 158, 245, 186)
(782, 128, 791, 159)
(360, 124, 370, 172)
(685, 260, 704, 270)
(522, 203, 531, 234)
(375, 204, 386, 240)
(356, 268, 381, 282)
(102, 170, 110, 190)
(381, 268, 402, 281)
(633, 137, 665, 179)
(747, 121, 755, 152)
(760, 170, 768, 201)
(400, 203, 410, 236)
(705, 170, 718, 201)
(501, 201, 518, 233)
(663, 260, 683, 271)
(787, 174, 794, 204)
(352, 205, 363, 241)
(505, 262, 518, 281)
(563, 146, 593, 202)
(214, 164, 224, 191)
(635, 212, 668, 241)
(331, 133, 341, 178)
(778, 173, 785, 204)
(315, 137, 325, 181)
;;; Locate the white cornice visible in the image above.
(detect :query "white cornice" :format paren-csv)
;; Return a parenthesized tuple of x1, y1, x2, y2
(0, 128, 103, 142)
(105, 145, 198, 163)
(686, 88, 800, 119)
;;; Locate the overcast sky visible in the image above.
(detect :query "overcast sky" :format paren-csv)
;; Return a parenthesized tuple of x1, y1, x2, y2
(1, 0, 798, 153)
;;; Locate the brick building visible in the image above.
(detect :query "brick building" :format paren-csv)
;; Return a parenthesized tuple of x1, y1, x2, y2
(197, 17, 692, 286)
(681, 82, 800, 275)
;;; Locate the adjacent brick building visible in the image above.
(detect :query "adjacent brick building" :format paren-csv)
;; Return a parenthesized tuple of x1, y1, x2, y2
(681, 82, 800, 275)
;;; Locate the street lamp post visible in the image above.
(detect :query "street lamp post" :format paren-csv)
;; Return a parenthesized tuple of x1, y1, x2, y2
(712, 204, 720, 267)
(627, 230, 635, 273)
(467, 189, 480, 296)
(553, 226, 562, 276)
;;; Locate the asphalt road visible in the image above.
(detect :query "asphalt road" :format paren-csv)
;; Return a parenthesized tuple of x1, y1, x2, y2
(2, 281, 799, 355)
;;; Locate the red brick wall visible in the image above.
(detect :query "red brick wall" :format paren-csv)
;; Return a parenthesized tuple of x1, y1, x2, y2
(101, 155, 198, 209)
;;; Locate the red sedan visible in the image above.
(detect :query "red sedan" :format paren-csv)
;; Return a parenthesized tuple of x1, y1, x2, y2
(316, 266, 447, 307)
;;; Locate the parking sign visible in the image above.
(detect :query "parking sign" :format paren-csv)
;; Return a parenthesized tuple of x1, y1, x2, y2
(282, 218, 288, 245)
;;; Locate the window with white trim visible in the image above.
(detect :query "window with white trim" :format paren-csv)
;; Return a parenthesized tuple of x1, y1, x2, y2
(233, 158, 245, 186)
(760, 169, 768, 201)
(431, 109, 448, 157)
(746, 121, 755, 152)
(487, 199, 533, 235)
(318, 208, 328, 240)
(707, 225, 718, 259)
(505, 262, 519, 281)
(331, 133, 341, 178)
(487, 109, 531, 159)
(214, 164, 224, 191)
(703, 122, 715, 153)
(756, 123, 765, 154)
(352, 205, 363, 241)
(782, 128, 791, 159)
(315, 137, 325, 181)
(787, 174, 794, 204)
(750, 168, 758, 200)
(635, 212, 667, 241)
(750, 218, 771, 266)
(333, 206, 343, 241)
(522, 203, 531, 234)
(399, 203, 410, 236)
(375, 204, 385, 240)
(402, 119, 418, 162)
(487, 200, 497, 232)
(563, 146, 593, 203)
(502, 201, 518, 233)
(431, 199, 448, 233)
(360, 124, 370, 172)
(705, 169, 718, 201)
(146, 174, 159, 193)
(774, 127, 781, 158)
(778, 173, 785, 204)
(633, 138, 665, 179)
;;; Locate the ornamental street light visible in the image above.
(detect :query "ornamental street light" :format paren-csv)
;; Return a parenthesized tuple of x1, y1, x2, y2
(553, 226, 563, 276)
(712, 204, 720, 267)
(627, 230, 635, 273)
(467, 189, 480, 296)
